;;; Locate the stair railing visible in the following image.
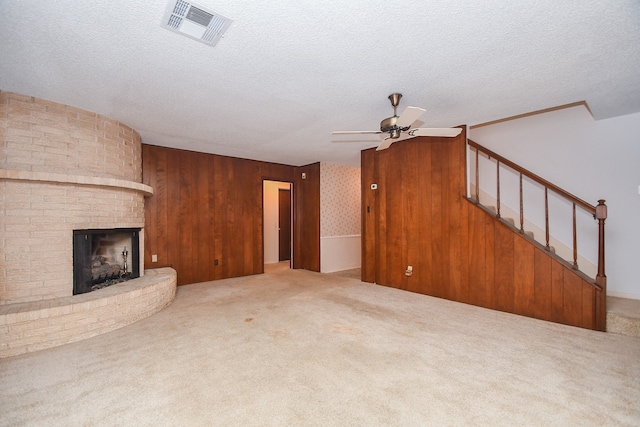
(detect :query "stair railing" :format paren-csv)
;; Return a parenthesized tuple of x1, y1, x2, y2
(467, 139, 606, 289)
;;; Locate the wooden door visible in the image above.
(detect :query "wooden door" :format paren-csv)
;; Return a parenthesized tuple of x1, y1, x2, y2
(278, 189, 291, 261)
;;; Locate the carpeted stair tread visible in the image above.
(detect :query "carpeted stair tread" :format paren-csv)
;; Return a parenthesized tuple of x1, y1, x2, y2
(483, 205, 555, 253)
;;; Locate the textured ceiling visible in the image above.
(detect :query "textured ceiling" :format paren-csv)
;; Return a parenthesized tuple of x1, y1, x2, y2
(1, 0, 639, 167)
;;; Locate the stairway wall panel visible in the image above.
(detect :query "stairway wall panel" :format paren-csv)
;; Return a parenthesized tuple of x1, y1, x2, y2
(513, 236, 536, 317)
(361, 131, 601, 330)
(533, 248, 553, 321)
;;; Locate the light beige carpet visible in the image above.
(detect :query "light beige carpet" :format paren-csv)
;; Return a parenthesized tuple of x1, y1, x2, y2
(1, 265, 639, 426)
(608, 296, 640, 338)
(330, 267, 361, 281)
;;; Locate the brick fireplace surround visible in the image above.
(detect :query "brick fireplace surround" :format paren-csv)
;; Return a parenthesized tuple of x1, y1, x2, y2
(0, 91, 176, 358)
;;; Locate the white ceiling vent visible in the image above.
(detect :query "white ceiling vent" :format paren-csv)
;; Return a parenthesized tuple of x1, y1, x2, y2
(162, 0, 232, 47)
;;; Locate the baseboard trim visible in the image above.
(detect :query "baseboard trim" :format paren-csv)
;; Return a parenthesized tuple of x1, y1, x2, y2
(608, 291, 640, 300)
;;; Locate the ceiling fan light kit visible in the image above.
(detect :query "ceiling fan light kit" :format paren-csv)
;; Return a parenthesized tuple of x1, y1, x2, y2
(332, 93, 462, 151)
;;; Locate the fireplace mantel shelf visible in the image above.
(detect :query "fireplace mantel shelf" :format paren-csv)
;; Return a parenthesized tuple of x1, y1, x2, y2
(0, 168, 153, 197)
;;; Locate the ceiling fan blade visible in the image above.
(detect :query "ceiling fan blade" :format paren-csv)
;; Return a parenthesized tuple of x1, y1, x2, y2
(376, 137, 396, 151)
(376, 133, 416, 151)
(408, 127, 463, 137)
(396, 106, 426, 128)
(331, 130, 382, 135)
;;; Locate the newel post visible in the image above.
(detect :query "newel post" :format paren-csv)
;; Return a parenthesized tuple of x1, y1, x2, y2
(594, 199, 607, 331)
(595, 200, 607, 280)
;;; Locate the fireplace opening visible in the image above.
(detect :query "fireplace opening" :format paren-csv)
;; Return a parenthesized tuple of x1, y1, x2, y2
(73, 228, 141, 295)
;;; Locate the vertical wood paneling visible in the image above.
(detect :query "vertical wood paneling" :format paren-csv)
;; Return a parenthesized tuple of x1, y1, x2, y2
(493, 224, 515, 312)
(551, 261, 565, 321)
(178, 151, 195, 285)
(417, 142, 433, 295)
(156, 149, 169, 266)
(197, 153, 213, 280)
(533, 247, 552, 321)
(581, 282, 595, 329)
(242, 161, 255, 274)
(403, 141, 419, 293)
(563, 269, 584, 326)
(166, 149, 181, 278)
(294, 162, 320, 272)
(467, 204, 486, 307)
(212, 155, 226, 280)
(143, 145, 297, 286)
(387, 146, 404, 288)
(448, 137, 468, 302)
(440, 141, 452, 299)
(376, 150, 389, 285)
(360, 129, 600, 330)
(513, 236, 535, 316)
(361, 148, 376, 283)
(225, 158, 240, 277)
(483, 212, 496, 309)
(429, 140, 447, 298)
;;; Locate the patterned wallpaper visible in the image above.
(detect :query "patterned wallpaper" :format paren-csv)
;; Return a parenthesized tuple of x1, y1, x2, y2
(320, 162, 361, 237)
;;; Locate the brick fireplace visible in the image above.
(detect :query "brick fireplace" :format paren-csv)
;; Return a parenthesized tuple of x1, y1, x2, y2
(0, 91, 176, 357)
(0, 91, 150, 303)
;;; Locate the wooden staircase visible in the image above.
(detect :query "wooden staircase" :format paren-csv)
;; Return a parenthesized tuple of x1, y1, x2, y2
(467, 139, 607, 330)
(360, 132, 608, 332)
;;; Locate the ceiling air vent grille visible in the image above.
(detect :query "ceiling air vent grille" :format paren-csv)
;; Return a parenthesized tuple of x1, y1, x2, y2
(173, 0, 189, 15)
(167, 14, 182, 30)
(185, 7, 212, 26)
(162, 0, 232, 47)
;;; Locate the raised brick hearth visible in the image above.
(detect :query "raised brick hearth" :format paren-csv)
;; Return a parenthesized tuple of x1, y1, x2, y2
(0, 268, 176, 358)
(0, 91, 176, 357)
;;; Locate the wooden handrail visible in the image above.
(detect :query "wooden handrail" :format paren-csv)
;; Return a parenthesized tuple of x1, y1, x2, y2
(468, 139, 596, 215)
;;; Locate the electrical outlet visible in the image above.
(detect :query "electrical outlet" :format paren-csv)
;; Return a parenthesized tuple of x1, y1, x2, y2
(405, 265, 413, 277)
(214, 259, 219, 266)
(151, 254, 158, 262)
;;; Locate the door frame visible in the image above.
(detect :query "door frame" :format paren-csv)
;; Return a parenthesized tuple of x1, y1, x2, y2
(262, 180, 294, 268)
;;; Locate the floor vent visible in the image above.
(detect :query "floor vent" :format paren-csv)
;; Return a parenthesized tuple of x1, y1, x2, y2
(161, 0, 232, 47)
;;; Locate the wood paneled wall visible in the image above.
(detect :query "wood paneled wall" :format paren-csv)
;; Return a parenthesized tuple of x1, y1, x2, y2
(294, 162, 320, 272)
(142, 145, 319, 286)
(465, 205, 599, 329)
(361, 131, 602, 330)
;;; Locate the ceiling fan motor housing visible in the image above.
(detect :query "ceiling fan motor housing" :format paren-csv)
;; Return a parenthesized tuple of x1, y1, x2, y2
(380, 115, 408, 138)
(380, 116, 397, 133)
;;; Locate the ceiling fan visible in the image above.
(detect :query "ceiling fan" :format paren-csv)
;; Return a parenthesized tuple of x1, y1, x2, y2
(331, 93, 462, 151)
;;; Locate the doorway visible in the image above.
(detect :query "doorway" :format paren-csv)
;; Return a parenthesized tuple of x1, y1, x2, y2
(263, 180, 293, 269)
